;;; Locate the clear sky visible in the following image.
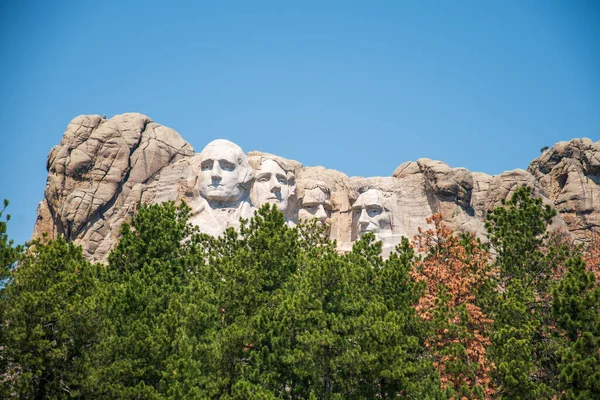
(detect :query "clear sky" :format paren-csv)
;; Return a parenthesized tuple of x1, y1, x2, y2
(1, 0, 599, 246)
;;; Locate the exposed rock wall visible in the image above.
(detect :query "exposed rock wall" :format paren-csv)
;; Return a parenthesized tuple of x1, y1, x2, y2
(32, 113, 599, 262)
(34, 113, 194, 260)
(528, 138, 600, 242)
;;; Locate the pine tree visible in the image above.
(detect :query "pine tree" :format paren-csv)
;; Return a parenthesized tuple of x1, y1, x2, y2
(0, 199, 21, 282)
(267, 229, 440, 399)
(353, 235, 442, 399)
(201, 205, 306, 398)
(0, 199, 23, 383)
(87, 201, 219, 398)
(412, 214, 495, 399)
(485, 186, 565, 398)
(552, 256, 600, 399)
(0, 237, 101, 398)
(269, 227, 363, 398)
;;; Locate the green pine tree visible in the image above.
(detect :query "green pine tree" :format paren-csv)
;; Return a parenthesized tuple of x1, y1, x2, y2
(87, 201, 219, 398)
(201, 204, 302, 398)
(485, 186, 567, 399)
(552, 256, 600, 399)
(352, 236, 441, 399)
(0, 237, 101, 399)
(0, 199, 21, 282)
(0, 199, 23, 384)
(268, 230, 440, 399)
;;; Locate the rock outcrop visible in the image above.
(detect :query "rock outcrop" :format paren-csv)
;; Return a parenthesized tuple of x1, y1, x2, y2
(528, 138, 600, 242)
(32, 113, 600, 262)
(34, 113, 194, 260)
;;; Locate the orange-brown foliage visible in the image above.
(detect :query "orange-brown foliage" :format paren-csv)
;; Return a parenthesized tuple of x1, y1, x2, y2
(412, 214, 495, 398)
(583, 231, 600, 280)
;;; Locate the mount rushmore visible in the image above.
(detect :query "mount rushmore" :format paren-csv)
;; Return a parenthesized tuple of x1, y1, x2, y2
(32, 113, 600, 262)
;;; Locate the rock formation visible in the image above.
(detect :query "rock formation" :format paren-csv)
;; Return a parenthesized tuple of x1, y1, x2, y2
(528, 138, 600, 242)
(33, 113, 600, 262)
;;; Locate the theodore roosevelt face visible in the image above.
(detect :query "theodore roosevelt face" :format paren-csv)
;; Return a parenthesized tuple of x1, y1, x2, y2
(298, 184, 332, 233)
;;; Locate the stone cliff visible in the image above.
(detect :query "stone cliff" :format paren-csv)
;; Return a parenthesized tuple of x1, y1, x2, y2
(33, 113, 600, 262)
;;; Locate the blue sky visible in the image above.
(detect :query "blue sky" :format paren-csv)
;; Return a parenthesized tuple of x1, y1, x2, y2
(1, 0, 599, 246)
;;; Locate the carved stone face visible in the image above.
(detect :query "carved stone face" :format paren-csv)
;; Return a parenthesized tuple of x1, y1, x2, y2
(298, 186, 332, 232)
(198, 140, 249, 205)
(252, 159, 291, 211)
(352, 189, 392, 238)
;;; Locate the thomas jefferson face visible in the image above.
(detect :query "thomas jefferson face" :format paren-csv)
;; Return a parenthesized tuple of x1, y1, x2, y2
(252, 159, 291, 211)
(298, 186, 332, 232)
(198, 140, 248, 204)
(352, 189, 392, 238)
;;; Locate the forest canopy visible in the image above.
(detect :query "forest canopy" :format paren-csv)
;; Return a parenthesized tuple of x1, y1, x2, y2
(1, 187, 599, 399)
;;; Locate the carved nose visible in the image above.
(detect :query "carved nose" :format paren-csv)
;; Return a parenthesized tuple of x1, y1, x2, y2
(315, 204, 328, 221)
(358, 209, 369, 224)
(270, 177, 281, 193)
(211, 164, 222, 179)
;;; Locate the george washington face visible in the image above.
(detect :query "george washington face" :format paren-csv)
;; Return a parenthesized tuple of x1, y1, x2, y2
(198, 139, 251, 205)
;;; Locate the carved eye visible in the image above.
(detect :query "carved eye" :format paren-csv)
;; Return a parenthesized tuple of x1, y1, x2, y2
(220, 160, 235, 172)
(257, 175, 269, 183)
(367, 206, 382, 217)
(276, 175, 287, 184)
(303, 205, 317, 213)
(201, 161, 213, 171)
